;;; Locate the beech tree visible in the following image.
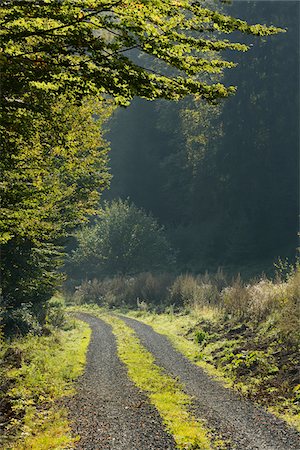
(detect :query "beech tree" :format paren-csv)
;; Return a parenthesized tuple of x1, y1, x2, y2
(0, 0, 282, 111)
(0, 0, 283, 330)
(0, 97, 113, 329)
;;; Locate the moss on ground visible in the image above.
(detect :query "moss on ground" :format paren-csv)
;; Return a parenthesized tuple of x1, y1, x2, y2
(0, 318, 91, 449)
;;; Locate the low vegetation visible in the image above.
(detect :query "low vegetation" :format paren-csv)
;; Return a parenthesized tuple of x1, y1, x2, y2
(69, 263, 300, 430)
(87, 310, 214, 449)
(0, 302, 91, 449)
(125, 266, 300, 430)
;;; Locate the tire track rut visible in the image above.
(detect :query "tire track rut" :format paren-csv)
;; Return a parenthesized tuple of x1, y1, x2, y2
(66, 314, 176, 450)
(122, 316, 300, 450)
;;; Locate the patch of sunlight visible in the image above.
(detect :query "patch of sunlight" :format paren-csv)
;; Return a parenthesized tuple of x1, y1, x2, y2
(6, 319, 91, 449)
(124, 310, 232, 388)
(101, 313, 212, 450)
(123, 310, 300, 433)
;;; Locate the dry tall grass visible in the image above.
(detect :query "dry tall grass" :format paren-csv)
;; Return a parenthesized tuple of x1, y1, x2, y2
(70, 265, 300, 342)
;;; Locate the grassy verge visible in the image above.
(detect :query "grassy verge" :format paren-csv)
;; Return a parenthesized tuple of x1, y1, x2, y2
(76, 306, 217, 450)
(0, 318, 91, 450)
(125, 308, 231, 384)
(125, 309, 300, 431)
(104, 314, 215, 450)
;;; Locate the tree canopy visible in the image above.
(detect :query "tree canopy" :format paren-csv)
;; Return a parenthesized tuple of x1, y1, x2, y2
(0, 0, 284, 332)
(0, 96, 113, 245)
(1, 0, 282, 110)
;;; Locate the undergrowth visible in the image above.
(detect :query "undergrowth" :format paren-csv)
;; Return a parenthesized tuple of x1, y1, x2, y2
(66, 263, 299, 432)
(0, 317, 91, 449)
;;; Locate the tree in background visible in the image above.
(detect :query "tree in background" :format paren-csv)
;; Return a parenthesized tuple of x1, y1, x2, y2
(217, 0, 299, 265)
(105, 1, 299, 276)
(66, 200, 175, 279)
(0, 0, 283, 330)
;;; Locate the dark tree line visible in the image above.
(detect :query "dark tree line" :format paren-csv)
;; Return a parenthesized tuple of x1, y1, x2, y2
(105, 1, 299, 276)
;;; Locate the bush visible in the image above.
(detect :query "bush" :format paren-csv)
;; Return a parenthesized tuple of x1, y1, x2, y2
(277, 265, 300, 343)
(168, 274, 221, 308)
(46, 295, 66, 329)
(72, 279, 118, 306)
(169, 275, 199, 307)
(127, 273, 173, 306)
(72, 273, 173, 308)
(68, 264, 299, 343)
(247, 279, 285, 321)
(194, 282, 220, 307)
(221, 275, 251, 319)
(1, 303, 42, 336)
(67, 200, 175, 278)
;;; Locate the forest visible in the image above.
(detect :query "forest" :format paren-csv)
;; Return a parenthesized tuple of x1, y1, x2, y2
(104, 0, 299, 278)
(0, 1, 299, 449)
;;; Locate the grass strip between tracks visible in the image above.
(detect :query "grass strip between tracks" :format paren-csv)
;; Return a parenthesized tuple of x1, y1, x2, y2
(125, 311, 230, 385)
(124, 310, 300, 431)
(101, 313, 212, 450)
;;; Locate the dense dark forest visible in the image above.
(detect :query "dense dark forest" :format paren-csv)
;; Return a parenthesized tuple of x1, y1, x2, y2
(105, 0, 299, 277)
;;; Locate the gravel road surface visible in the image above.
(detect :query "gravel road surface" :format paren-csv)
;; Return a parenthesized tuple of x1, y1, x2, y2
(66, 313, 176, 450)
(122, 316, 300, 450)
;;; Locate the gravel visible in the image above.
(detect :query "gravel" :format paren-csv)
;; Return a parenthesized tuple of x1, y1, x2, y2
(122, 316, 300, 450)
(66, 313, 176, 450)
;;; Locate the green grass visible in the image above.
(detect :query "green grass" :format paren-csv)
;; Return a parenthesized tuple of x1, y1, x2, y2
(1, 318, 91, 450)
(125, 309, 232, 386)
(124, 309, 300, 431)
(72, 306, 215, 449)
(100, 313, 213, 450)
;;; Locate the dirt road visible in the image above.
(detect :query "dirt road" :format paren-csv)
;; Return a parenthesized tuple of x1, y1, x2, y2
(122, 316, 300, 450)
(66, 314, 176, 450)
(67, 313, 300, 449)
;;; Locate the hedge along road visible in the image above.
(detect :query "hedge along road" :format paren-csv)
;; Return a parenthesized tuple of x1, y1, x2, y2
(66, 313, 176, 449)
(121, 316, 300, 450)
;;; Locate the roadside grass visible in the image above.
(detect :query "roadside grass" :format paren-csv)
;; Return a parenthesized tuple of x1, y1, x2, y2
(103, 313, 214, 450)
(124, 309, 300, 431)
(74, 305, 214, 450)
(125, 309, 231, 386)
(0, 318, 91, 450)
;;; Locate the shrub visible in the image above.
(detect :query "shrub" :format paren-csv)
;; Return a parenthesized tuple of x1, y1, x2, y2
(169, 274, 221, 308)
(277, 265, 300, 343)
(212, 268, 228, 292)
(169, 275, 199, 307)
(128, 273, 173, 306)
(247, 279, 286, 321)
(221, 275, 251, 319)
(286, 264, 300, 300)
(73, 278, 126, 306)
(1, 303, 42, 336)
(72, 273, 173, 308)
(219, 265, 299, 342)
(67, 200, 175, 278)
(46, 295, 66, 329)
(193, 282, 220, 307)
